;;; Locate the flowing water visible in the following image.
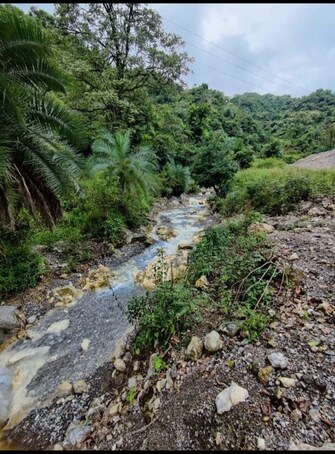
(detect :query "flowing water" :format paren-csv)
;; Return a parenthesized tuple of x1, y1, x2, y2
(0, 194, 212, 449)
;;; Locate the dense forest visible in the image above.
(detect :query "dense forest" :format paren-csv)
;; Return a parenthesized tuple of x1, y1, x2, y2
(0, 3, 335, 297)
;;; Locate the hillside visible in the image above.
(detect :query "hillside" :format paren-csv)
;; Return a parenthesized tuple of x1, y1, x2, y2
(292, 149, 335, 170)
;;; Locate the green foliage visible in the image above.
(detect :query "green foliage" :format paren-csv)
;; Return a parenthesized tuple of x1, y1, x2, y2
(220, 167, 335, 216)
(127, 387, 136, 405)
(188, 217, 280, 341)
(252, 158, 286, 169)
(152, 355, 167, 373)
(127, 283, 201, 348)
(0, 5, 86, 229)
(161, 161, 193, 197)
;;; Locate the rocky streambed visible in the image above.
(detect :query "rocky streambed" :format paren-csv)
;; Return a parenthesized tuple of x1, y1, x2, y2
(0, 193, 214, 449)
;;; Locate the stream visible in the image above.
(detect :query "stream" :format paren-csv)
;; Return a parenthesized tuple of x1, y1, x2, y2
(0, 194, 212, 449)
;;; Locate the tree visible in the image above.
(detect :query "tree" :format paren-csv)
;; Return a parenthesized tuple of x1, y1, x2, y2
(0, 6, 87, 230)
(53, 3, 192, 128)
(90, 131, 159, 207)
(161, 160, 193, 197)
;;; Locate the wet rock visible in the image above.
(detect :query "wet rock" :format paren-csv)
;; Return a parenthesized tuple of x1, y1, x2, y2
(258, 366, 274, 385)
(81, 339, 91, 351)
(289, 253, 299, 261)
(0, 366, 12, 425)
(53, 284, 83, 307)
(216, 382, 249, 414)
(83, 265, 111, 291)
(268, 352, 288, 369)
(114, 358, 126, 372)
(156, 226, 176, 241)
(204, 331, 223, 352)
(56, 381, 73, 397)
(0, 306, 19, 330)
(278, 377, 295, 388)
(248, 222, 275, 234)
(195, 275, 209, 289)
(73, 380, 90, 394)
(186, 336, 203, 360)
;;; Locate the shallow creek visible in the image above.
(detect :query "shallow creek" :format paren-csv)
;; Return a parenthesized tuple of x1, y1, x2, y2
(0, 194, 212, 449)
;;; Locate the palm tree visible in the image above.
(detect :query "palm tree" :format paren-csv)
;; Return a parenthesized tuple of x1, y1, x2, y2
(90, 130, 159, 206)
(0, 6, 86, 230)
(165, 160, 193, 196)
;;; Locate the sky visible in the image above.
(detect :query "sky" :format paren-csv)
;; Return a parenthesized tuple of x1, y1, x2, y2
(13, 3, 335, 98)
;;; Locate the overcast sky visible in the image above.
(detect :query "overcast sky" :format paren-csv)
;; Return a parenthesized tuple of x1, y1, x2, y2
(13, 3, 335, 98)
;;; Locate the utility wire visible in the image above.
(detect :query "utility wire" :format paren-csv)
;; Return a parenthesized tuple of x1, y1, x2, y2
(185, 40, 304, 95)
(162, 15, 305, 91)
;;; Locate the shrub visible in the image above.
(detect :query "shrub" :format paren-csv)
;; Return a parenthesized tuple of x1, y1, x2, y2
(252, 157, 286, 169)
(219, 167, 335, 216)
(160, 161, 194, 197)
(0, 246, 42, 297)
(127, 283, 201, 349)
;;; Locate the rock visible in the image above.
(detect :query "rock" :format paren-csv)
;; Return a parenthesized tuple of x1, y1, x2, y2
(278, 377, 295, 388)
(0, 306, 19, 330)
(53, 443, 64, 450)
(156, 226, 176, 241)
(53, 284, 83, 307)
(308, 207, 325, 216)
(47, 319, 69, 333)
(56, 381, 73, 397)
(109, 404, 119, 417)
(63, 422, 91, 448)
(111, 339, 126, 362)
(0, 366, 12, 425)
(128, 376, 137, 389)
(289, 441, 335, 451)
(317, 302, 333, 315)
(153, 397, 160, 410)
(131, 233, 147, 243)
(257, 437, 266, 450)
(135, 252, 188, 291)
(215, 432, 223, 446)
(27, 315, 37, 324)
(123, 352, 132, 363)
(146, 353, 159, 379)
(73, 380, 90, 394)
(186, 336, 203, 360)
(309, 409, 321, 422)
(248, 222, 275, 234)
(216, 382, 249, 414)
(219, 321, 241, 337)
(81, 339, 91, 351)
(289, 253, 299, 261)
(114, 358, 126, 372)
(268, 352, 288, 369)
(195, 275, 209, 289)
(204, 331, 223, 352)
(133, 361, 140, 372)
(258, 366, 274, 385)
(291, 409, 302, 422)
(178, 242, 193, 250)
(83, 265, 111, 291)
(60, 274, 68, 279)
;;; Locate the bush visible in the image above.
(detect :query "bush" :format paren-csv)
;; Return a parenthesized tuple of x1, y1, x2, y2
(188, 217, 281, 340)
(160, 161, 194, 197)
(252, 157, 286, 169)
(0, 246, 42, 297)
(127, 282, 201, 349)
(219, 167, 335, 216)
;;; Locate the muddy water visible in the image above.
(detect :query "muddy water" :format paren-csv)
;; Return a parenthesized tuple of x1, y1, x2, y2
(0, 194, 212, 449)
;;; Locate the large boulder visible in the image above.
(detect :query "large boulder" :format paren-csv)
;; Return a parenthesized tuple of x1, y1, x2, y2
(135, 252, 188, 291)
(0, 306, 20, 330)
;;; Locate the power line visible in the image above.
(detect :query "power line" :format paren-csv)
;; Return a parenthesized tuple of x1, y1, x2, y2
(185, 40, 304, 95)
(162, 15, 305, 91)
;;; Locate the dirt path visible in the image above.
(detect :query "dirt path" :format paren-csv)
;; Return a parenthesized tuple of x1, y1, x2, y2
(292, 149, 335, 170)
